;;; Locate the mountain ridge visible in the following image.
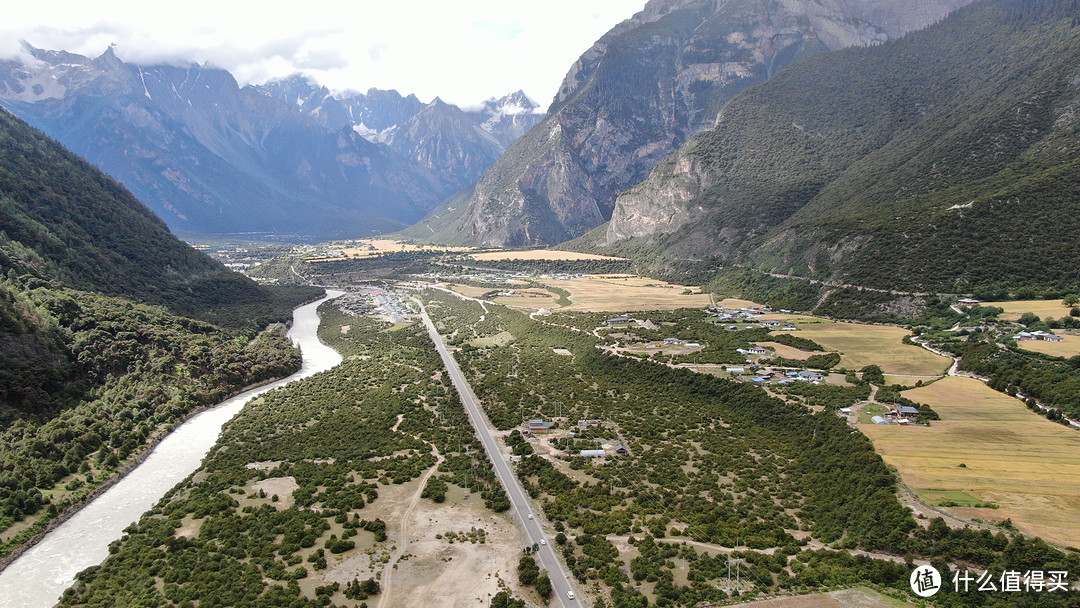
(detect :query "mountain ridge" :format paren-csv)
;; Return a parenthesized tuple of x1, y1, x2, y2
(0, 46, 542, 239)
(405, 0, 975, 247)
(577, 0, 1080, 294)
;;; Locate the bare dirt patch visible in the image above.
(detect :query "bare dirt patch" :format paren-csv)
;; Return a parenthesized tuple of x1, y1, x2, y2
(319, 477, 532, 608)
(728, 586, 914, 608)
(251, 476, 299, 509)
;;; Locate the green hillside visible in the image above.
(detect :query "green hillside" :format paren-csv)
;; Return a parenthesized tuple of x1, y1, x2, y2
(587, 0, 1080, 295)
(0, 108, 321, 560)
(0, 108, 319, 330)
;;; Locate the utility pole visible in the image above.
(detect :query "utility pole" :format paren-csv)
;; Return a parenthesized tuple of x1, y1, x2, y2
(727, 558, 744, 596)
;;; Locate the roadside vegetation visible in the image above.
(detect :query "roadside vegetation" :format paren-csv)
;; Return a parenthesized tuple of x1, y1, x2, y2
(423, 288, 1080, 607)
(55, 302, 513, 607)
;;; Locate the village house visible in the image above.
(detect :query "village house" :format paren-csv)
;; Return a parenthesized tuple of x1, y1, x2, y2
(1015, 330, 1064, 342)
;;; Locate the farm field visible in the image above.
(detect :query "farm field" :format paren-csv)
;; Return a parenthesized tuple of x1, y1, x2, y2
(470, 249, 625, 261)
(860, 376, 1080, 548)
(729, 586, 914, 608)
(447, 284, 492, 299)
(1016, 334, 1080, 357)
(540, 275, 711, 312)
(306, 239, 475, 261)
(773, 323, 950, 376)
(983, 299, 1075, 321)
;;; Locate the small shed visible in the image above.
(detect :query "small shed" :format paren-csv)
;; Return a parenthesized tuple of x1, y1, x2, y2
(580, 449, 605, 458)
(872, 416, 889, 425)
(898, 406, 920, 417)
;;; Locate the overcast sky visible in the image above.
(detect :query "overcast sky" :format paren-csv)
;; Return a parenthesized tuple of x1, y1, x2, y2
(1, 0, 646, 108)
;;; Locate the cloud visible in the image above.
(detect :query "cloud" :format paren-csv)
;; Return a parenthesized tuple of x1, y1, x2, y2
(1, 0, 646, 107)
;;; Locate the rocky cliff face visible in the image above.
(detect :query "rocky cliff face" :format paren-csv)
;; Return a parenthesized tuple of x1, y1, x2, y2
(420, 0, 974, 247)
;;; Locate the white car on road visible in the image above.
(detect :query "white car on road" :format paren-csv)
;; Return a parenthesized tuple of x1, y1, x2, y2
(539, 538, 546, 545)
(567, 590, 575, 600)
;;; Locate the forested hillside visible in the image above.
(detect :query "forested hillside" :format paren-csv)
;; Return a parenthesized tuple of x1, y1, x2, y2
(587, 0, 1080, 295)
(0, 108, 320, 562)
(0, 109, 319, 331)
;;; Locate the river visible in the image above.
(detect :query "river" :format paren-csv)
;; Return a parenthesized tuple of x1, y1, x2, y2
(0, 290, 344, 608)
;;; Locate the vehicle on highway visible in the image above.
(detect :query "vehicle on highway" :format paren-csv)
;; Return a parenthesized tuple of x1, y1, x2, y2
(567, 590, 575, 600)
(527, 514, 533, 519)
(539, 538, 546, 545)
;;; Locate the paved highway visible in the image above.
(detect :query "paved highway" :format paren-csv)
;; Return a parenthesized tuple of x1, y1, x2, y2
(416, 299, 580, 607)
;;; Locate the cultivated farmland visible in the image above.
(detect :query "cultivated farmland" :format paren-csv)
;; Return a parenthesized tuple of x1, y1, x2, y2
(539, 275, 712, 312)
(471, 249, 625, 261)
(860, 376, 1080, 548)
(1016, 334, 1080, 358)
(773, 323, 950, 377)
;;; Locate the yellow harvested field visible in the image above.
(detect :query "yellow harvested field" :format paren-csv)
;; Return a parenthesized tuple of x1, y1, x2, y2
(446, 284, 491, 299)
(306, 239, 474, 261)
(471, 249, 624, 261)
(773, 323, 949, 376)
(1017, 334, 1080, 358)
(542, 275, 710, 312)
(861, 376, 1080, 547)
(984, 299, 1075, 321)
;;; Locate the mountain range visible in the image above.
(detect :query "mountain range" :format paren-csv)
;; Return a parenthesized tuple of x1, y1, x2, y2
(573, 0, 1080, 294)
(0, 46, 542, 239)
(402, 0, 975, 246)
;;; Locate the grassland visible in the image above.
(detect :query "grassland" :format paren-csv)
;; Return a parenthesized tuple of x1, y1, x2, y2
(983, 299, 1076, 321)
(860, 376, 1080, 548)
(539, 275, 711, 312)
(773, 323, 950, 376)
(1016, 334, 1080, 357)
(470, 249, 625, 261)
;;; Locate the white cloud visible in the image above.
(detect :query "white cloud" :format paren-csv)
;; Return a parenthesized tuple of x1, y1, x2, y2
(0, 0, 645, 107)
